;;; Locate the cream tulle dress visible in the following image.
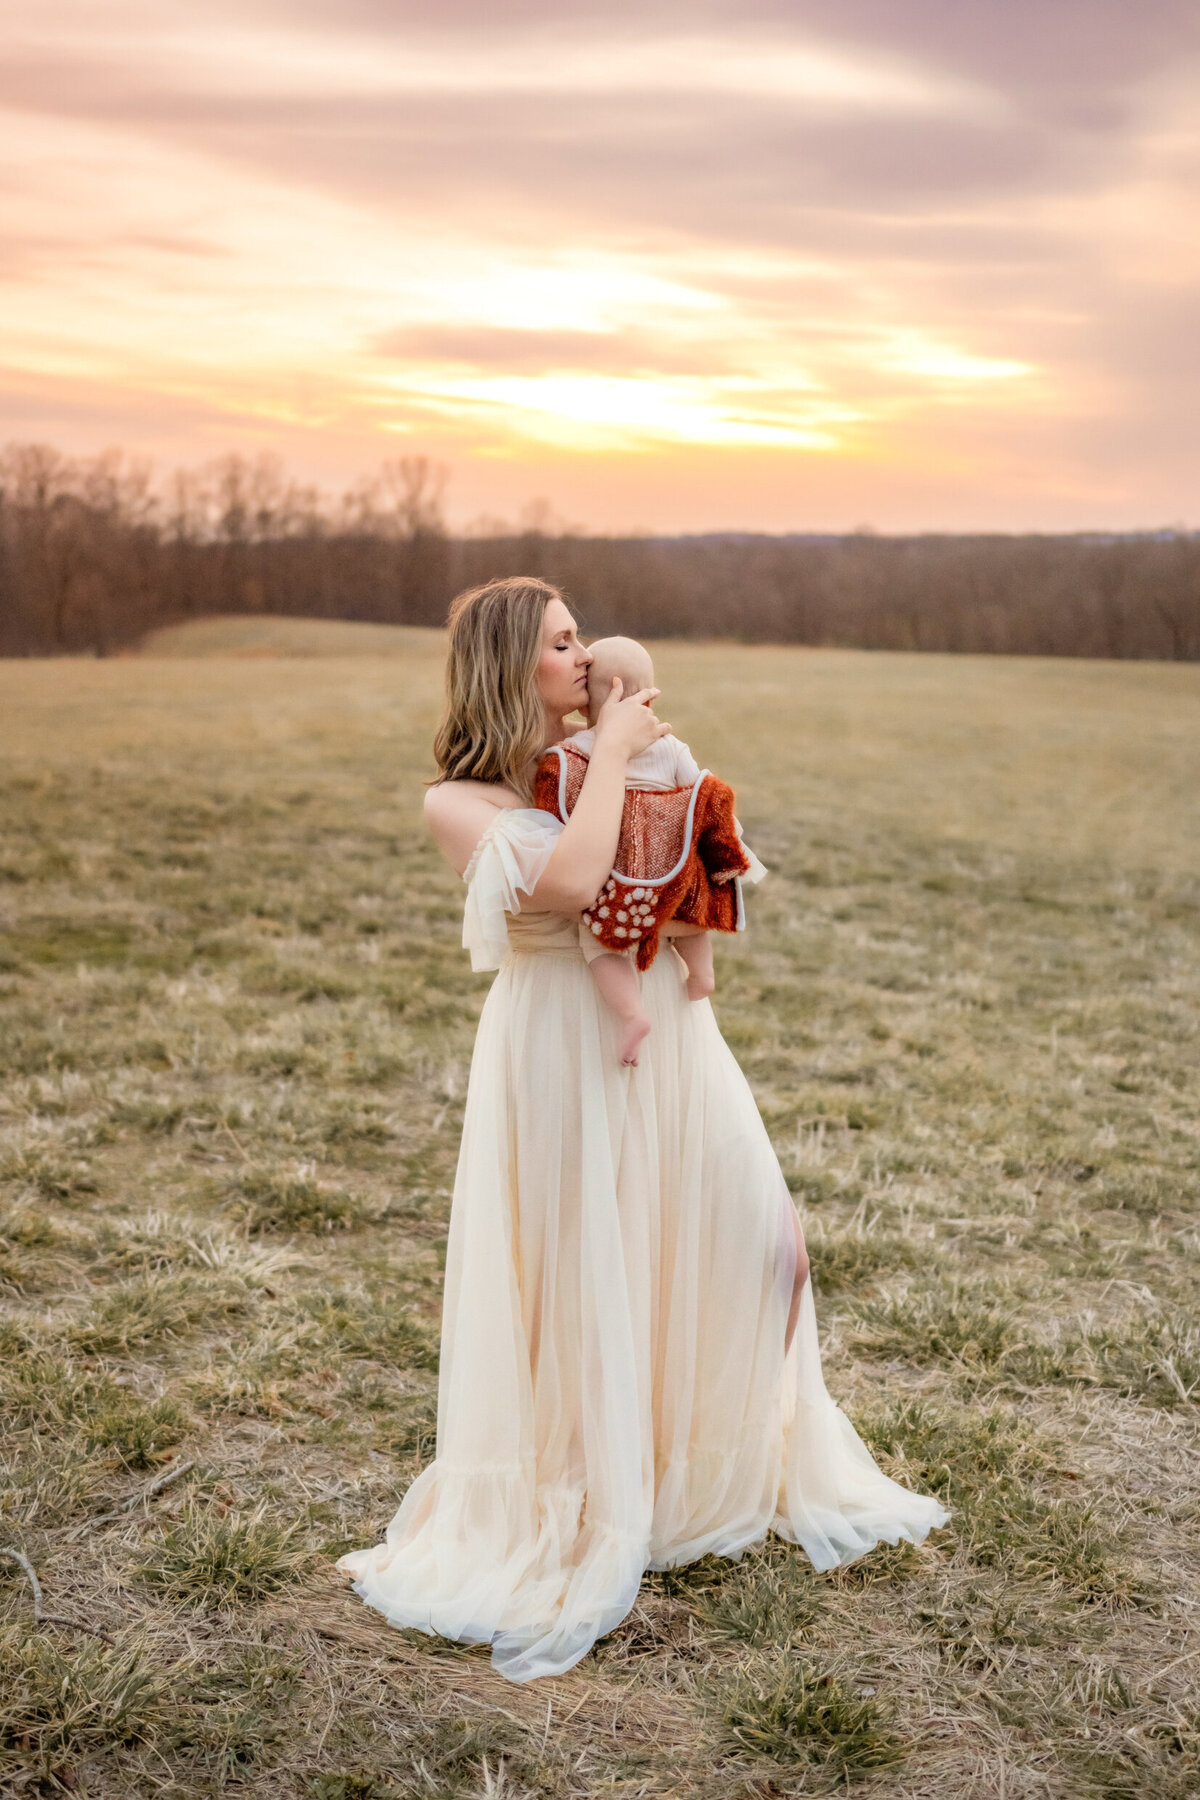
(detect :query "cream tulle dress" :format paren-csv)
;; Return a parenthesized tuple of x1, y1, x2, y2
(337, 806, 950, 1682)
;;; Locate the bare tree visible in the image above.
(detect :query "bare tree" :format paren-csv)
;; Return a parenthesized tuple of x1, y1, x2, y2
(1, 437, 1196, 659)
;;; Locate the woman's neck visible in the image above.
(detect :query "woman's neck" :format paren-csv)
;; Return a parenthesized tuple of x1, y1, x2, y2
(541, 707, 572, 750)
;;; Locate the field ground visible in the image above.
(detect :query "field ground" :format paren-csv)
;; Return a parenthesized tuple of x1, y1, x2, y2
(136, 617, 441, 660)
(1, 620, 1198, 1799)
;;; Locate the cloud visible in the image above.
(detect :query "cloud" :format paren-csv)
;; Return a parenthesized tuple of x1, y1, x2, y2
(371, 325, 714, 376)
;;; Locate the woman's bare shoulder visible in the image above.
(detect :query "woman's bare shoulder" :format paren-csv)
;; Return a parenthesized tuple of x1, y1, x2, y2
(423, 777, 520, 815)
(423, 778, 523, 877)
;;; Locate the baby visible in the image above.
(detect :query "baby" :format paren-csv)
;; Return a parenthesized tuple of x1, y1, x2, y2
(535, 636, 764, 1067)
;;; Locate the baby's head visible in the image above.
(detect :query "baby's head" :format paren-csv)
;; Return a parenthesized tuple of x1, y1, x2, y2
(584, 635, 655, 727)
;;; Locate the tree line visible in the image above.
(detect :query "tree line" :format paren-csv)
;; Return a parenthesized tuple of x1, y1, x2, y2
(2, 441, 1197, 659)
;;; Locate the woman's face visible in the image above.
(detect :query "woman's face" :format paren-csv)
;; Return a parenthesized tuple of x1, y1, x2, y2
(536, 598, 592, 723)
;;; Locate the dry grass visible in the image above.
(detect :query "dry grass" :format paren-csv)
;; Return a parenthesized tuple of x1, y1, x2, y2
(136, 615, 441, 658)
(0, 620, 1197, 1797)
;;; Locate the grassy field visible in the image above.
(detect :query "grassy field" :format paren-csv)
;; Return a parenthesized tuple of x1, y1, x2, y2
(1, 618, 1198, 1799)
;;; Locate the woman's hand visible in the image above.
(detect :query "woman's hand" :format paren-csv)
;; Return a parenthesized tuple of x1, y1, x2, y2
(591, 677, 671, 761)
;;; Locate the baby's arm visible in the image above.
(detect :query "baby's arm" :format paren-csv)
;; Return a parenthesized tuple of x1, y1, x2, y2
(668, 735, 703, 786)
(672, 930, 715, 1002)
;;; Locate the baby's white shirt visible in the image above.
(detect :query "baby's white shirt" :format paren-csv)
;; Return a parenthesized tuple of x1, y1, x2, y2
(567, 728, 703, 791)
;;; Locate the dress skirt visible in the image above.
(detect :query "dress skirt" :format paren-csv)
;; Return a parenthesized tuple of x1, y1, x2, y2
(337, 807, 949, 1682)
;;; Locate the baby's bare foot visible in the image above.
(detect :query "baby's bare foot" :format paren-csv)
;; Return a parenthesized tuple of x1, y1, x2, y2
(685, 969, 715, 1002)
(619, 1014, 652, 1067)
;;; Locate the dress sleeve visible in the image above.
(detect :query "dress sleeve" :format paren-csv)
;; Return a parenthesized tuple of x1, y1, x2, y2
(461, 807, 566, 971)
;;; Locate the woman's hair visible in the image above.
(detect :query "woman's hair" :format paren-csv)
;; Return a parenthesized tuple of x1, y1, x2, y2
(431, 576, 562, 799)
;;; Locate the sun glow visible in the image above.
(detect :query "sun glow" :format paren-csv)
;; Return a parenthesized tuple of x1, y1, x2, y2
(876, 334, 1034, 384)
(375, 372, 850, 451)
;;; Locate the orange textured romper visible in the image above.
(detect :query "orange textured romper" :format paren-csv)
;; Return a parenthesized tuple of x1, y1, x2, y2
(532, 739, 753, 972)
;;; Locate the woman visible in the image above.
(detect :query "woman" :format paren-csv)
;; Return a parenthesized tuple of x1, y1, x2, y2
(338, 577, 949, 1683)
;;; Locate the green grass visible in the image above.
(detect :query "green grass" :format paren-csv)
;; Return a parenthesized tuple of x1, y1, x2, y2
(847, 1271, 1028, 1371)
(226, 1165, 379, 1235)
(691, 1553, 823, 1648)
(0, 626, 1197, 1797)
(133, 1502, 317, 1608)
(711, 1651, 907, 1780)
(0, 1353, 189, 1470)
(68, 1269, 258, 1353)
(0, 1631, 170, 1776)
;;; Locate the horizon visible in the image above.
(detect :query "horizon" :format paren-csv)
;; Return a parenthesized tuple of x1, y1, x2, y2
(3, 1, 1198, 535)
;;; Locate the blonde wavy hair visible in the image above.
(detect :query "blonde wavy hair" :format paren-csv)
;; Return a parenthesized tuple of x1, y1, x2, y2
(431, 576, 563, 800)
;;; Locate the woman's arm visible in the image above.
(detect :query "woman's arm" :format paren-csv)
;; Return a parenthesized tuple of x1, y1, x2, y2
(526, 680, 670, 910)
(424, 677, 671, 913)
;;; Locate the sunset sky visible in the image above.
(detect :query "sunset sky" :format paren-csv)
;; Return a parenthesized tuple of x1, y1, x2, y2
(2, 0, 1198, 533)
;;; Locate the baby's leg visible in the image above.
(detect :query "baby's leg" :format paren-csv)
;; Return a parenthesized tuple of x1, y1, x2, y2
(673, 931, 715, 1001)
(589, 951, 651, 1067)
